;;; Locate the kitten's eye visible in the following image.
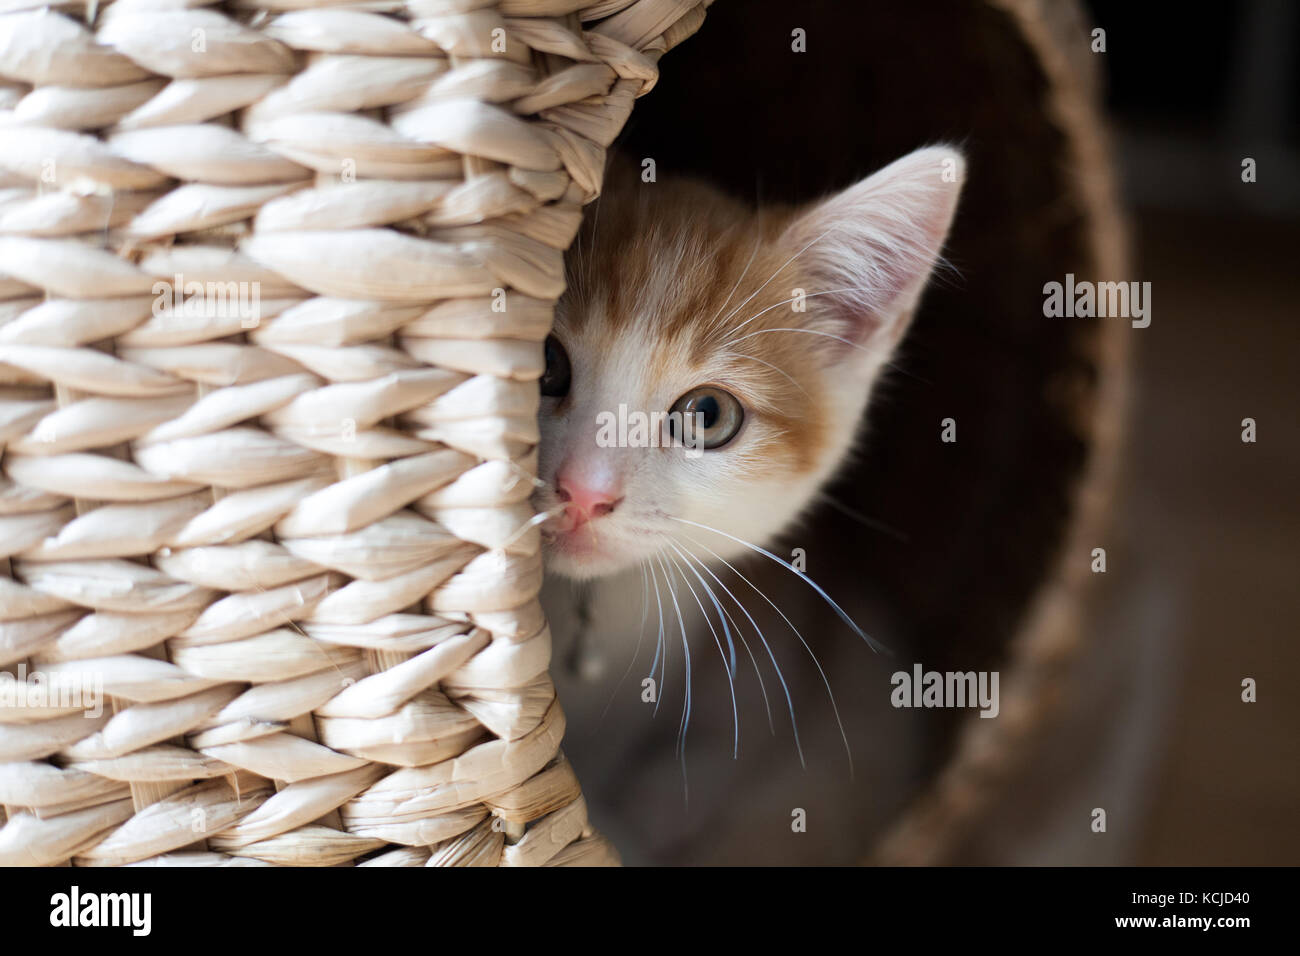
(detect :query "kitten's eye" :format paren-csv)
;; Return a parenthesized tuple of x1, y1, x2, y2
(670, 386, 744, 449)
(540, 334, 571, 397)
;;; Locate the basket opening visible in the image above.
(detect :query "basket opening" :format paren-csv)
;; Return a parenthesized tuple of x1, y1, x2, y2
(613, 0, 1108, 771)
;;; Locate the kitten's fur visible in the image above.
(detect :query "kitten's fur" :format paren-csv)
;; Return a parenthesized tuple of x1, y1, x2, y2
(536, 147, 966, 863)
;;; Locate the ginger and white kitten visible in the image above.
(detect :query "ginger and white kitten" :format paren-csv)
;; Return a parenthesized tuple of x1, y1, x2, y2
(535, 146, 966, 863)
(537, 146, 964, 579)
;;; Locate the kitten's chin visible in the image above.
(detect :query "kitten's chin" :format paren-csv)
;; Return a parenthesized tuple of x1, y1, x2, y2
(542, 532, 639, 581)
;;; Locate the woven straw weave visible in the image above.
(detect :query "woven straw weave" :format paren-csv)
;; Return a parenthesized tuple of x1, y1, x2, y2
(0, 0, 707, 867)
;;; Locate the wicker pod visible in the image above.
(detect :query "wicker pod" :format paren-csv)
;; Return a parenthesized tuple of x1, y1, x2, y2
(0, 0, 711, 867)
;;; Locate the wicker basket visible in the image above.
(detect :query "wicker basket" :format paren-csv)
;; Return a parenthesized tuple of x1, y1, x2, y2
(0, 0, 709, 867)
(0, 0, 1127, 867)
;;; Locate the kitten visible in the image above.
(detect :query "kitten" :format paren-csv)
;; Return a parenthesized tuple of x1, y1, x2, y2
(537, 146, 964, 580)
(535, 146, 966, 863)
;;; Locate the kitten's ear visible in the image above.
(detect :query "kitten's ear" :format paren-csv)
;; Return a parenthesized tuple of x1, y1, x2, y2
(783, 145, 965, 355)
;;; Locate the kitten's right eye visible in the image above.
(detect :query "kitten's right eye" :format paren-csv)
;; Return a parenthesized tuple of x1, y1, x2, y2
(540, 335, 571, 397)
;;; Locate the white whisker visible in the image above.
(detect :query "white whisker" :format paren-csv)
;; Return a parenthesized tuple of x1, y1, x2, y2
(507, 458, 549, 492)
(653, 552, 692, 801)
(727, 352, 809, 396)
(669, 516, 887, 654)
(501, 504, 566, 549)
(583, 188, 604, 291)
(644, 557, 666, 717)
(668, 540, 780, 746)
(730, 326, 870, 353)
(725, 285, 883, 341)
(665, 544, 739, 759)
(670, 540, 777, 737)
(719, 227, 832, 329)
(817, 492, 909, 543)
(596, 562, 652, 726)
(704, 228, 763, 333)
(681, 532, 856, 777)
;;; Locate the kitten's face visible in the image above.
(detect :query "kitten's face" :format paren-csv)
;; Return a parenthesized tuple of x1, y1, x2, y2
(537, 147, 965, 580)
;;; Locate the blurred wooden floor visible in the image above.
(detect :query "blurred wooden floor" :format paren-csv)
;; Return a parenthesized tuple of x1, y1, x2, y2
(1124, 208, 1299, 864)
(953, 207, 1299, 864)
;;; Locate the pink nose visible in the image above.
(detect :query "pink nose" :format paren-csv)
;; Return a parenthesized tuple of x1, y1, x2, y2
(555, 467, 623, 529)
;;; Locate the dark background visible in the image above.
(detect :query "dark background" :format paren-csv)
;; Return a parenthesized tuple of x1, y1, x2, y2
(1056, 0, 1299, 865)
(960, 0, 1299, 864)
(611, 0, 1299, 863)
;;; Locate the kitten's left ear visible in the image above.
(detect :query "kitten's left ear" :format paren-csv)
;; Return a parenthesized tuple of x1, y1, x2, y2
(784, 145, 966, 355)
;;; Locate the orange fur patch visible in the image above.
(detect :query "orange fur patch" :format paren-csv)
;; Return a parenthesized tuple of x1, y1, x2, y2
(557, 162, 836, 475)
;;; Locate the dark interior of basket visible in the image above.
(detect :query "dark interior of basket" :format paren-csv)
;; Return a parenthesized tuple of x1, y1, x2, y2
(618, 0, 1104, 778)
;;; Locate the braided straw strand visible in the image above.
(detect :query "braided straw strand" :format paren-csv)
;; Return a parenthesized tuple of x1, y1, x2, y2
(0, 0, 710, 868)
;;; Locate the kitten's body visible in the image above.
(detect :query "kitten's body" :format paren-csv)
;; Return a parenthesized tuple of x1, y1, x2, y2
(536, 148, 966, 862)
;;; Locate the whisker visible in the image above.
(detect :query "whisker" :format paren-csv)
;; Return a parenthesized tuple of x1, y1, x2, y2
(670, 540, 777, 737)
(665, 545, 735, 679)
(665, 544, 739, 760)
(704, 228, 763, 333)
(596, 561, 652, 726)
(729, 326, 870, 354)
(680, 532, 856, 778)
(654, 552, 692, 802)
(654, 553, 691, 755)
(727, 352, 809, 396)
(817, 492, 910, 543)
(584, 188, 604, 291)
(243, 580, 350, 682)
(676, 539, 811, 767)
(721, 299, 932, 388)
(720, 227, 832, 329)
(500, 503, 566, 550)
(507, 459, 550, 493)
(646, 556, 667, 718)
(725, 285, 884, 342)
(668, 516, 887, 654)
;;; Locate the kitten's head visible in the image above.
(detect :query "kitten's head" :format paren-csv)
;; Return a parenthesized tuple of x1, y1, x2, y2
(537, 146, 965, 580)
